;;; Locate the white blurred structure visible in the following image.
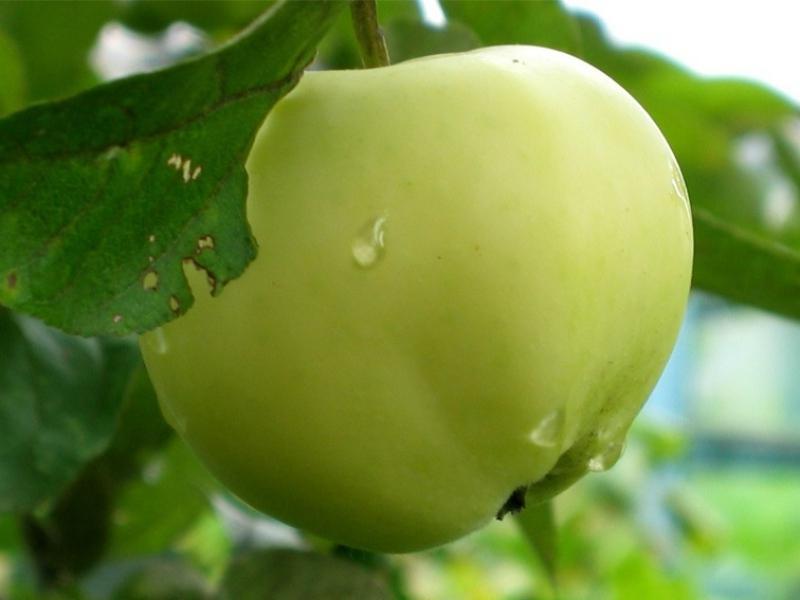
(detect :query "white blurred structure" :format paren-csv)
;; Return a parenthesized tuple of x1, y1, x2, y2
(563, 0, 800, 102)
(90, 21, 207, 81)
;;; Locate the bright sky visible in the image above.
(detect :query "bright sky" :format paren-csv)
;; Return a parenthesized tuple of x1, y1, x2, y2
(422, 0, 800, 103)
(561, 0, 800, 102)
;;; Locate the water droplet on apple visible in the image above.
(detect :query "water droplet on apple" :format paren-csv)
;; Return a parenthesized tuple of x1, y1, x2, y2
(528, 409, 564, 447)
(670, 159, 688, 204)
(587, 439, 625, 472)
(351, 215, 387, 268)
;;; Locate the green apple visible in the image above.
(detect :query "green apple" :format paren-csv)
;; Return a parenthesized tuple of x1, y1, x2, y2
(140, 46, 693, 553)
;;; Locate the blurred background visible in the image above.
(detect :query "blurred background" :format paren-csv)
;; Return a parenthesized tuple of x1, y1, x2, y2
(2, 1, 800, 598)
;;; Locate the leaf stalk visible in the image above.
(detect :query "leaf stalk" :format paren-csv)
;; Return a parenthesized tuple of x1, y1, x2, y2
(350, 0, 390, 68)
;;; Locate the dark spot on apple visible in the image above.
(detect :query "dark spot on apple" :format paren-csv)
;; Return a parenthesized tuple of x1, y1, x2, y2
(496, 485, 528, 520)
(7, 272, 16, 289)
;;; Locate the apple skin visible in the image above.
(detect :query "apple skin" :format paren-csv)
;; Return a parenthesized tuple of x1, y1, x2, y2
(140, 46, 693, 553)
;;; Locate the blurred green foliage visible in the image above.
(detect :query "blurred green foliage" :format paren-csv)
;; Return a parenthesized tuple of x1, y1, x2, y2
(0, 312, 142, 513)
(0, 1, 115, 103)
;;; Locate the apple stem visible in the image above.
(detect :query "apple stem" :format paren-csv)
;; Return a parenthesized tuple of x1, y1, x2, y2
(350, 0, 390, 68)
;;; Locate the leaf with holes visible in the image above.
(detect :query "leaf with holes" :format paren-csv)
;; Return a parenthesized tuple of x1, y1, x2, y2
(0, 0, 345, 336)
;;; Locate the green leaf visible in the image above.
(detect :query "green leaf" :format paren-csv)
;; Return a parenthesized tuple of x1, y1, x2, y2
(101, 363, 174, 476)
(577, 16, 800, 320)
(0, 0, 116, 104)
(106, 438, 217, 558)
(441, 0, 581, 54)
(0, 0, 345, 336)
(0, 512, 22, 556)
(119, 0, 268, 35)
(13, 366, 202, 580)
(384, 19, 481, 63)
(0, 29, 25, 116)
(691, 205, 800, 318)
(0, 310, 140, 512)
(88, 364, 210, 559)
(609, 552, 699, 600)
(218, 549, 394, 600)
(20, 464, 116, 583)
(110, 558, 212, 600)
(9, 351, 191, 582)
(515, 500, 558, 586)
